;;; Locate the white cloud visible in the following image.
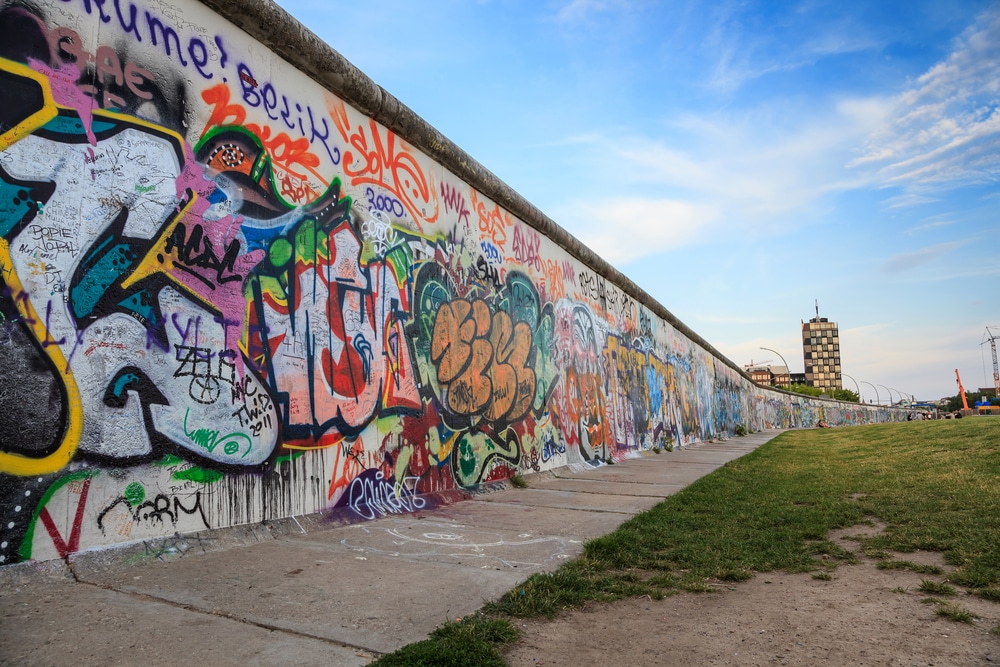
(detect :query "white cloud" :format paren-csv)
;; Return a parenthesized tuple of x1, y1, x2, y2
(905, 220, 954, 233)
(851, 8, 1000, 193)
(905, 217, 957, 234)
(615, 125, 840, 216)
(879, 241, 963, 274)
(895, 263, 1000, 284)
(698, 314, 774, 325)
(881, 193, 941, 209)
(710, 56, 806, 93)
(551, 101, 877, 260)
(836, 97, 895, 127)
(716, 333, 807, 372)
(537, 5, 997, 275)
(706, 9, 883, 92)
(839, 323, 985, 401)
(553, 197, 719, 265)
(564, 8, 1000, 265)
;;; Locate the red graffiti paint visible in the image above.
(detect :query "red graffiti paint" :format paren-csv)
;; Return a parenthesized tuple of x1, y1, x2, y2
(38, 476, 92, 559)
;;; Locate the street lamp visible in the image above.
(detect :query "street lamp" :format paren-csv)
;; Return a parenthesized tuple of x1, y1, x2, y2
(760, 347, 790, 386)
(890, 388, 909, 407)
(878, 384, 896, 406)
(861, 380, 881, 405)
(841, 373, 862, 402)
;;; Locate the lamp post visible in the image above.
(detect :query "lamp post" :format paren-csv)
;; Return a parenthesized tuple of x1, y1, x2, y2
(878, 384, 896, 406)
(861, 381, 881, 405)
(760, 347, 790, 386)
(842, 373, 862, 403)
(890, 388, 909, 407)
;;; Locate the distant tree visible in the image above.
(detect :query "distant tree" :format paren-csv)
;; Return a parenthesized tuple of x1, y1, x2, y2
(944, 391, 1000, 412)
(782, 384, 859, 403)
(831, 388, 860, 402)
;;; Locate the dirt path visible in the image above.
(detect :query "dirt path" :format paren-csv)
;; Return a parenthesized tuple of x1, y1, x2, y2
(504, 525, 1000, 666)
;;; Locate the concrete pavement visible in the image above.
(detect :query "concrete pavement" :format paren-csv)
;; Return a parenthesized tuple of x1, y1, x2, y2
(0, 429, 784, 666)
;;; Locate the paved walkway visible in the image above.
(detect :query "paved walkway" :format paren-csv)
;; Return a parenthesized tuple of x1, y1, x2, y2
(0, 430, 784, 666)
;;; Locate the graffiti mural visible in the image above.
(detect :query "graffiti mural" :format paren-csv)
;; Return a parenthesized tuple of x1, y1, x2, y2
(0, 0, 907, 566)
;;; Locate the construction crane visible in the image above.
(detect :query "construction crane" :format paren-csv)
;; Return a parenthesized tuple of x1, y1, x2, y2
(983, 326, 1000, 399)
(955, 369, 970, 411)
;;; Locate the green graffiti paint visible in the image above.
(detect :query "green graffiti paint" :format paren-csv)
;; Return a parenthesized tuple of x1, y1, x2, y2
(155, 454, 185, 467)
(275, 450, 306, 466)
(123, 481, 145, 506)
(269, 237, 292, 267)
(18, 470, 99, 562)
(171, 467, 224, 484)
(183, 408, 253, 459)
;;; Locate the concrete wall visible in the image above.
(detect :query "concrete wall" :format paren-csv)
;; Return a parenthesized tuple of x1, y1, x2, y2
(0, 0, 904, 566)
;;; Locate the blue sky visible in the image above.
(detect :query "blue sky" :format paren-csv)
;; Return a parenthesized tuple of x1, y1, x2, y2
(275, 0, 999, 403)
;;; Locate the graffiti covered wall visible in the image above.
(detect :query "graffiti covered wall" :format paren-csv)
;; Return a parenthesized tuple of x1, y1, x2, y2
(0, 0, 903, 565)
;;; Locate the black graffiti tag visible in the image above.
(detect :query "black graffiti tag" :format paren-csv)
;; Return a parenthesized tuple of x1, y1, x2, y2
(163, 222, 242, 289)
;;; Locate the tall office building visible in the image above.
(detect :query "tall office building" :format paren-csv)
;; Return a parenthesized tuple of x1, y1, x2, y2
(802, 305, 842, 391)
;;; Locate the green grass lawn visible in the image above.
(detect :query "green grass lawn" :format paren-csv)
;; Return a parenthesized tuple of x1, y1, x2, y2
(371, 418, 1000, 666)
